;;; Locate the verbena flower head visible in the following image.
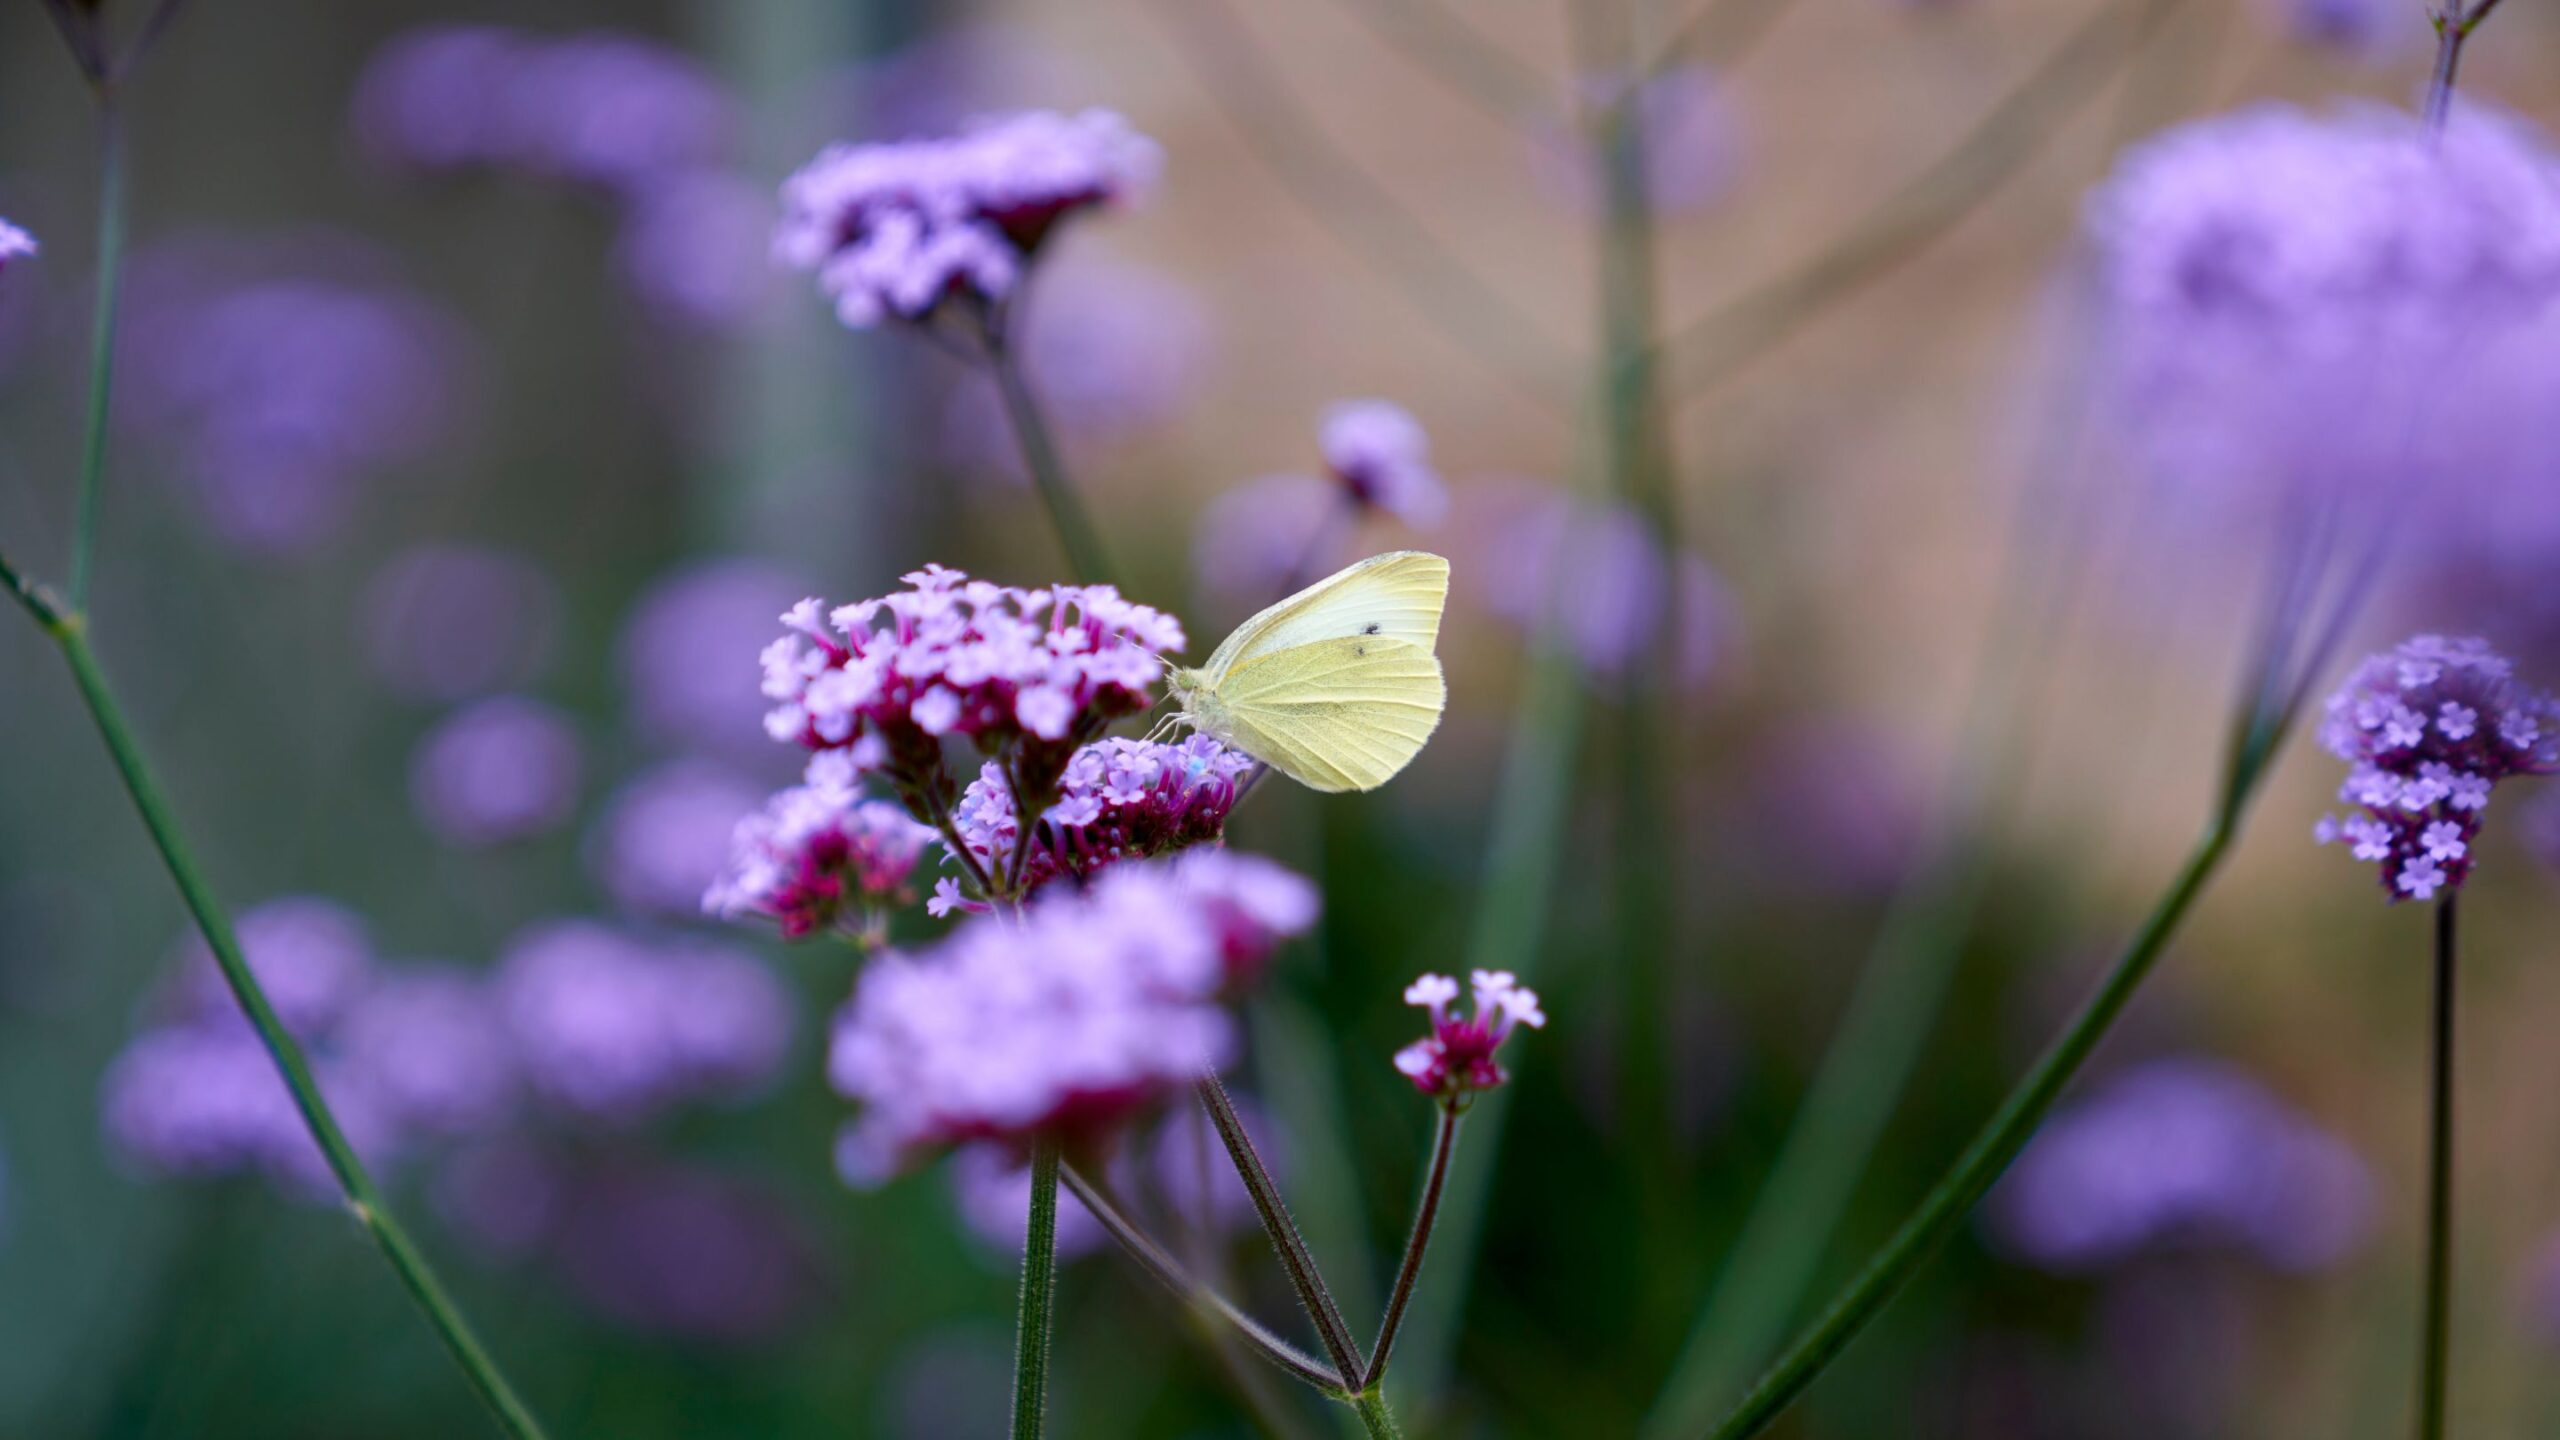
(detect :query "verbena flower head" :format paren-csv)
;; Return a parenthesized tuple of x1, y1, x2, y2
(1471, 480, 1734, 692)
(759, 565, 1184, 812)
(1394, 970, 1547, 1102)
(939, 735, 1257, 908)
(590, 760, 767, 918)
(361, 544, 562, 704)
(2314, 635, 2558, 901)
(1988, 1057, 2374, 1274)
(0, 221, 35, 273)
(497, 920, 793, 1125)
(705, 761, 939, 936)
(409, 695, 584, 847)
(774, 109, 1159, 328)
(2080, 104, 2560, 566)
(1320, 400, 1447, 529)
(619, 556, 812, 760)
(826, 852, 1315, 1184)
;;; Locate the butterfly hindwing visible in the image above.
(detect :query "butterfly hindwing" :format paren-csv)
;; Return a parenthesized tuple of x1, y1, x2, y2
(1209, 635, 1446, 793)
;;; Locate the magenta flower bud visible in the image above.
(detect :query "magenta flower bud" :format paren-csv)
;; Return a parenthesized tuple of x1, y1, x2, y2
(1393, 969, 1547, 1102)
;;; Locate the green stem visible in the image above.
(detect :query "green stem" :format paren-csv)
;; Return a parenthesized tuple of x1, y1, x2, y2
(1351, 1387, 1406, 1439)
(45, 620, 549, 1440)
(1703, 814, 2238, 1440)
(1198, 1073, 1366, 1388)
(70, 94, 127, 609)
(1364, 1103, 1460, 1389)
(985, 327, 1117, 589)
(1012, 1135, 1064, 1438)
(2416, 896, 2458, 1440)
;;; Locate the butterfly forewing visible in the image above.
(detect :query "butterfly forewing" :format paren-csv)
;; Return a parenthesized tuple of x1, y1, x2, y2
(1200, 551, 1449, 683)
(1211, 636, 1446, 793)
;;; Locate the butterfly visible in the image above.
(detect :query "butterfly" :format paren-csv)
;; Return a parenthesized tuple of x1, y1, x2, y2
(1164, 551, 1450, 793)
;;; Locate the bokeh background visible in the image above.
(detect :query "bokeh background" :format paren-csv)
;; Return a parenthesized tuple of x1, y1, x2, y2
(2, 1, 2559, 1436)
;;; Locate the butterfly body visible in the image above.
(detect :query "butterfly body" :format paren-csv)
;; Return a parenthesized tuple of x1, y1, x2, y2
(1167, 551, 1450, 793)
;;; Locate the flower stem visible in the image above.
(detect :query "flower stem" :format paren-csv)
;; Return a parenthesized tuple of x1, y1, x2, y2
(69, 93, 127, 610)
(2423, 0, 2508, 131)
(1012, 1135, 1064, 1439)
(1364, 1102, 1460, 1389)
(984, 327, 1117, 589)
(1703, 814, 2237, 1440)
(1351, 1386, 1407, 1439)
(1060, 1160, 1346, 1392)
(1197, 1071, 1367, 1388)
(36, 615, 548, 1440)
(2416, 895, 2459, 1440)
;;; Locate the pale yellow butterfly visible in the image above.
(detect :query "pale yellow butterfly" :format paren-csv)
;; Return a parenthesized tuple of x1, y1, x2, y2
(1164, 551, 1450, 793)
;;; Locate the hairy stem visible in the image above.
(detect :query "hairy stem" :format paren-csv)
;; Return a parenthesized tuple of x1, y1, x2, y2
(1012, 1136, 1063, 1438)
(2416, 896, 2458, 1440)
(1704, 814, 2240, 1440)
(1365, 1103, 1460, 1388)
(40, 619, 549, 1439)
(70, 95, 127, 609)
(1351, 1386, 1407, 1439)
(985, 327, 1117, 589)
(1197, 1072, 1366, 1388)
(2423, 0, 2508, 131)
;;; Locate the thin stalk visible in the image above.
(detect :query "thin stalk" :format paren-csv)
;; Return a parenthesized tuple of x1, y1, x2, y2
(985, 329, 1117, 588)
(1365, 1103, 1461, 1389)
(918, 784, 999, 900)
(1351, 1387, 1407, 1439)
(70, 97, 128, 609)
(1012, 1136, 1064, 1439)
(1197, 1072, 1366, 1388)
(2423, 0, 2508, 131)
(1703, 814, 2240, 1440)
(2415, 896, 2458, 1440)
(1059, 1161, 1346, 1393)
(40, 620, 548, 1440)
(1320, 0, 1552, 123)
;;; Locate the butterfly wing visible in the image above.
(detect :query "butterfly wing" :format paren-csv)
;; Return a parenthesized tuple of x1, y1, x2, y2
(1200, 551, 1449, 684)
(1204, 636, 1446, 793)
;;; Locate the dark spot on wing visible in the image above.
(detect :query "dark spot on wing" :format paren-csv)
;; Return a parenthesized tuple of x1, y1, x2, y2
(1354, 645, 1367, 656)
(1362, 622, 1381, 635)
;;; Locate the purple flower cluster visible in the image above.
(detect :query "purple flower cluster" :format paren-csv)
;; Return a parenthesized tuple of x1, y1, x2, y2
(1321, 401, 1448, 530)
(409, 695, 584, 848)
(2314, 635, 2558, 901)
(351, 27, 733, 195)
(495, 920, 793, 1125)
(826, 852, 1315, 1184)
(939, 736, 1258, 909)
(101, 898, 516, 1195)
(704, 758, 940, 936)
(2080, 104, 2560, 563)
(1394, 970, 1547, 1101)
(1988, 1057, 2374, 1274)
(590, 760, 771, 918)
(1470, 481, 1735, 692)
(1194, 403, 1447, 604)
(758, 565, 1183, 809)
(621, 557, 816, 761)
(775, 109, 1159, 328)
(121, 249, 467, 554)
(0, 221, 34, 272)
(361, 544, 564, 705)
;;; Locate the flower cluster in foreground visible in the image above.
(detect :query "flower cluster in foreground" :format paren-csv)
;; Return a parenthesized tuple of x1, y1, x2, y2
(775, 109, 1159, 328)
(827, 852, 1316, 1184)
(704, 756, 939, 936)
(1395, 970, 1547, 1103)
(0, 220, 35, 272)
(759, 566, 1183, 817)
(2315, 635, 2558, 901)
(938, 735, 1259, 909)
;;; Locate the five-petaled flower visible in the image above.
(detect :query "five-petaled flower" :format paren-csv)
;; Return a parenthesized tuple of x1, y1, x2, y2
(1394, 970, 1547, 1104)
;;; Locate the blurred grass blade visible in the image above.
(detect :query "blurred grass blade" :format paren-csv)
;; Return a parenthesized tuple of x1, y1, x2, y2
(1255, 995, 1382, 1325)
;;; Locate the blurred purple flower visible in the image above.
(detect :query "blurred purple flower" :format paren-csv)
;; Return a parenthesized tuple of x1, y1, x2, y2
(941, 735, 1257, 903)
(410, 696, 585, 848)
(946, 1143, 1108, 1260)
(120, 259, 467, 555)
(1529, 66, 1745, 218)
(827, 852, 1314, 1184)
(2081, 104, 2560, 578)
(1729, 719, 1929, 894)
(105, 902, 516, 1197)
(944, 1093, 1276, 1260)
(1193, 473, 1347, 606)
(705, 766, 938, 937)
(351, 26, 734, 196)
(2313, 635, 2557, 901)
(360, 544, 563, 704)
(549, 1160, 828, 1343)
(0, 221, 34, 273)
(618, 556, 814, 760)
(1468, 480, 1736, 691)
(614, 169, 778, 330)
(2255, 0, 2417, 61)
(775, 110, 1160, 328)
(589, 759, 768, 918)
(497, 920, 793, 1126)
(1321, 400, 1446, 529)
(1987, 1056, 2375, 1274)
